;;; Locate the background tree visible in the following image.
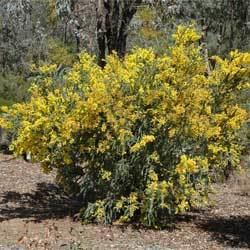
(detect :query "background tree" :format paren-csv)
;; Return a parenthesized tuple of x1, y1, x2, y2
(96, 0, 143, 67)
(0, 0, 249, 103)
(54, 0, 96, 53)
(136, 0, 250, 56)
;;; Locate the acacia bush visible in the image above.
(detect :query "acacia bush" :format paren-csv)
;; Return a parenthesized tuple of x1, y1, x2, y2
(0, 26, 249, 227)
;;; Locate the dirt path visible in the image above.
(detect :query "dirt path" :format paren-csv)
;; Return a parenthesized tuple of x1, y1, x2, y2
(0, 153, 249, 250)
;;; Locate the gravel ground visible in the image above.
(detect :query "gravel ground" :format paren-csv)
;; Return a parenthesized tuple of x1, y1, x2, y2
(0, 153, 249, 250)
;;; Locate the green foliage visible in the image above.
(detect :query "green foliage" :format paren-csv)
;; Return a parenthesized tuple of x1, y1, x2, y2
(131, 6, 171, 54)
(0, 74, 30, 104)
(132, 1, 249, 57)
(1, 26, 249, 227)
(0, 98, 14, 109)
(47, 38, 76, 66)
(56, 0, 72, 18)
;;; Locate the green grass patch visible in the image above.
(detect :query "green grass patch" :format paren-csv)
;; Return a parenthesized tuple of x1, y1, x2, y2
(0, 97, 15, 111)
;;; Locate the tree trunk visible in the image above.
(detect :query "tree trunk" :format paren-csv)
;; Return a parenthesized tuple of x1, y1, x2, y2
(96, 0, 106, 67)
(96, 0, 142, 67)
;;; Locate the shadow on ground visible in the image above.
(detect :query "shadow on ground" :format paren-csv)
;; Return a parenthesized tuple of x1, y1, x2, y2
(0, 182, 81, 223)
(197, 215, 250, 248)
(0, 179, 249, 249)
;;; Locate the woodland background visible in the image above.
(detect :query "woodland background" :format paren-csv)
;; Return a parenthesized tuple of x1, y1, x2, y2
(0, 0, 249, 106)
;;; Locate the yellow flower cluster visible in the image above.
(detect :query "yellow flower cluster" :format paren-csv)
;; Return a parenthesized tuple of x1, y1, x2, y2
(130, 135, 155, 153)
(172, 25, 201, 45)
(39, 64, 57, 75)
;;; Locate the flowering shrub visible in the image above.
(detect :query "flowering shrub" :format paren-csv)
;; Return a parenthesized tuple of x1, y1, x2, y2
(0, 26, 249, 227)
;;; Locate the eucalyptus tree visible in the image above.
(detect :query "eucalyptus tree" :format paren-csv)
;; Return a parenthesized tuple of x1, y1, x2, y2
(55, 0, 152, 67)
(55, 0, 96, 53)
(0, 0, 33, 72)
(96, 0, 145, 67)
(151, 0, 250, 56)
(0, 0, 49, 73)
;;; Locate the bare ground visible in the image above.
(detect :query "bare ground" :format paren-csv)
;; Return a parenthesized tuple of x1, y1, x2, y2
(0, 153, 249, 250)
